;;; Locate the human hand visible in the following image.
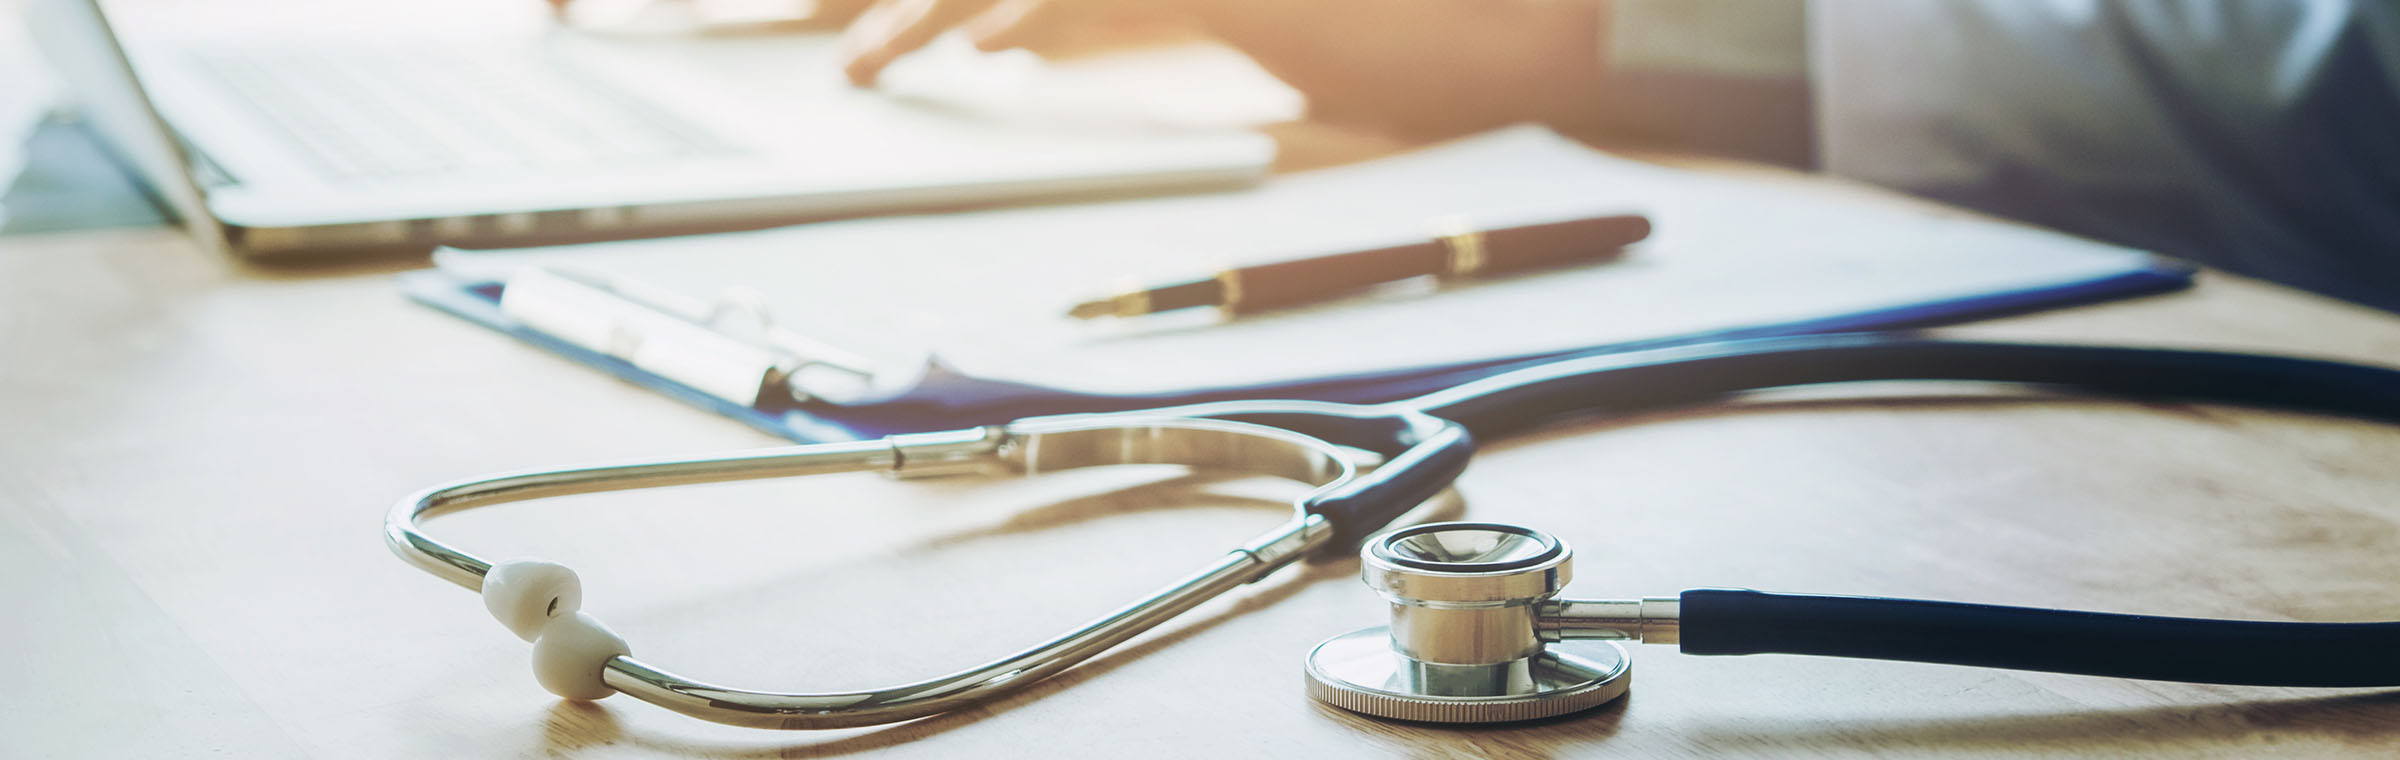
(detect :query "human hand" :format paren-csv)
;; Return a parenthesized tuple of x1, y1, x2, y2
(543, 0, 878, 34)
(547, 0, 1610, 138)
(835, 0, 1199, 86)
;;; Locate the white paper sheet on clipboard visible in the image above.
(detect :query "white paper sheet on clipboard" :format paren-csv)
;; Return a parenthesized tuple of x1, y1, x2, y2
(432, 126, 2180, 396)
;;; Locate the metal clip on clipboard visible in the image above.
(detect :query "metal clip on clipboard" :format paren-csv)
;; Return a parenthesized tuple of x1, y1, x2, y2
(498, 268, 907, 409)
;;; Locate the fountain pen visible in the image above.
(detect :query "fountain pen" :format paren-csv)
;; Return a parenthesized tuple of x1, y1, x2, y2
(1067, 212, 1651, 319)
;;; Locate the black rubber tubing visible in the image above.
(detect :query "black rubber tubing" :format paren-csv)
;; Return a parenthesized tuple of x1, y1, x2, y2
(1192, 402, 1480, 551)
(1403, 333, 2400, 440)
(1679, 589, 2400, 687)
(1389, 333, 2400, 686)
(1302, 421, 1474, 550)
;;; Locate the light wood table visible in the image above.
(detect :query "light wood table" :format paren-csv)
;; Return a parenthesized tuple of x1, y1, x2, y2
(6, 125, 2400, 759)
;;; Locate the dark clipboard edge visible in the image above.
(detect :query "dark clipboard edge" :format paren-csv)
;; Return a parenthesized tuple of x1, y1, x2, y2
(400, 256, 2197, 443)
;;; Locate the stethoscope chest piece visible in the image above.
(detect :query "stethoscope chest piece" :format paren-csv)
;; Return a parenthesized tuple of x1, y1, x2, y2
(1304, 523, 1632, 723)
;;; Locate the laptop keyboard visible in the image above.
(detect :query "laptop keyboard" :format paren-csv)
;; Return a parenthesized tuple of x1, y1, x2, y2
(190, 46, 734, 181)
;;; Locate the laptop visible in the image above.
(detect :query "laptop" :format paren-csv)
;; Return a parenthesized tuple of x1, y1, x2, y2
(27, 0, 1279, 259)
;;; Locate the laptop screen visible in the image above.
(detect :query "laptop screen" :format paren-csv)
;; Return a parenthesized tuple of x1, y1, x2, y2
(27, 0, 229, 254)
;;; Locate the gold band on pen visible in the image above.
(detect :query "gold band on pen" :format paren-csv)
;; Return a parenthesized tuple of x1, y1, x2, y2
(1117, 289, 1152, 317)
(1215, 270, 1246, 310)
(1430, 215, 1488, 277)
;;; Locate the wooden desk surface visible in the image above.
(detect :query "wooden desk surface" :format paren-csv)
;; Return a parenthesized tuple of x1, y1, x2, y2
(6, 126, 2400, 759)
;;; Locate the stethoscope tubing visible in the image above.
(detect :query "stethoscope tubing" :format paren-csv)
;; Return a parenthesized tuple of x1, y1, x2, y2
(1181, 333, 2400, 570)
(393, 331, 2400, 731)
(1400, 332, 2400, 440)
(1267, 333, 2400, 688)
(1679, 589, 2400, 687)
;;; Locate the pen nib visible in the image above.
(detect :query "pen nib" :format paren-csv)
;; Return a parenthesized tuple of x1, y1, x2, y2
(1067, 299, 1118, 320)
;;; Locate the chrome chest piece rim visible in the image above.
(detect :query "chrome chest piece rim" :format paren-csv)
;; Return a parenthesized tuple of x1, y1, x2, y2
(1305, 630, 1629, 723)
(1304, 522, 1632, 723)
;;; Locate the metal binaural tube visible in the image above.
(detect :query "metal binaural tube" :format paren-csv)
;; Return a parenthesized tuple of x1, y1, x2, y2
(387, 435, 947, 590)
(601, 514, 1332, 730)
(389, 413, 1369, 729)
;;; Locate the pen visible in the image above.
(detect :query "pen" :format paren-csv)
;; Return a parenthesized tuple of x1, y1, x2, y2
(1066, 212, 1652, 319)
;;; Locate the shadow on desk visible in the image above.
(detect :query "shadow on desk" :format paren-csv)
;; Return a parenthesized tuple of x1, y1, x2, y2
(529, 559, 1356, 757)
(522, 483, 1467, 758)
(1690, 691, 2400, 752)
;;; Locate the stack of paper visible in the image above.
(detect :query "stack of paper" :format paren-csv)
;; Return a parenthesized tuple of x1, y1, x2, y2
(430, 126, 2182, 400)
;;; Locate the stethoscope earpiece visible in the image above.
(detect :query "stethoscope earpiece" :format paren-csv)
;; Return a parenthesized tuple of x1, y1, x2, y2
(1304, 522, 1640, 723)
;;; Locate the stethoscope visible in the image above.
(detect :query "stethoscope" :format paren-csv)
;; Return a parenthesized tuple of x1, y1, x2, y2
(386, 333, 2400, 730)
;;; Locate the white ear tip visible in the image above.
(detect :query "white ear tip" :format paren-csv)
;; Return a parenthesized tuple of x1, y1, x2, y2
(532, 611, 630, 701)
(482, 561, 583, 642)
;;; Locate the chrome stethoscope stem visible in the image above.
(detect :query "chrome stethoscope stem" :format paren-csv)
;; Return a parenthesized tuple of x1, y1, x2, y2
(1537, 598, 1683, 644)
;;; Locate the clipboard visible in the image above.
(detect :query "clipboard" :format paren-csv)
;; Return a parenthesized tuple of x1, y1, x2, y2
(401, 127, 2196, 441)
(401, 262, 2190, 441)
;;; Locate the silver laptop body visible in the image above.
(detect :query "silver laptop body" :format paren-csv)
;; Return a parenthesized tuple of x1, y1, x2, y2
(30, 0, 1275, 258)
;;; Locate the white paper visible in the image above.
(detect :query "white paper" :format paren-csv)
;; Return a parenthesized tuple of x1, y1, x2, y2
(437, 126, 2165, 395)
